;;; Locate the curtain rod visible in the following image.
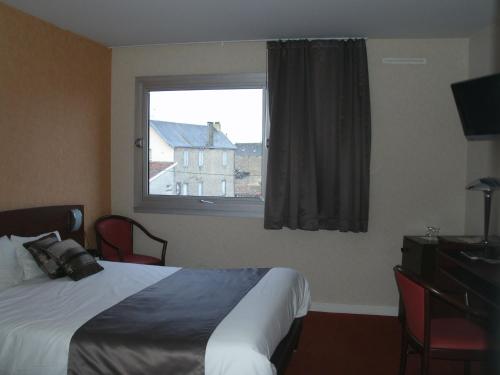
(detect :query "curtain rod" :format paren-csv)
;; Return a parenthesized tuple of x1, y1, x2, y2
(112, 37, 368, 49)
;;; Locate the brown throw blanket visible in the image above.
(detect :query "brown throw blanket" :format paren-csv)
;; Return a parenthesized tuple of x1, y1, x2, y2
(68, 267, 270, 375)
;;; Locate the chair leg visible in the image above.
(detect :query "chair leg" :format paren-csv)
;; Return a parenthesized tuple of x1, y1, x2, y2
(399, 331, 408, 375)
(464, 361, 471, 375)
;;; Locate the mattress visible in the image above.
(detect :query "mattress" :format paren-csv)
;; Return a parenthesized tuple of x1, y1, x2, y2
(0, 261, 310, 375)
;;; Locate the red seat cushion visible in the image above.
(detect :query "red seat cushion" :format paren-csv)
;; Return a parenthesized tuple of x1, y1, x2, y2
(431, 318, 488, 351)
(105, 253, 162, 265)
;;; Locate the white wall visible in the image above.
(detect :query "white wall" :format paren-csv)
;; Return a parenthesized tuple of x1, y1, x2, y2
(111, 39, 469, 312)
(149, 128, 174, 161)
(466, 22, 500, 236)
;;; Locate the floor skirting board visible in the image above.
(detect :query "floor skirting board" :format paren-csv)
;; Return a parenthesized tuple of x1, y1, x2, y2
(310, 302, 398, 316)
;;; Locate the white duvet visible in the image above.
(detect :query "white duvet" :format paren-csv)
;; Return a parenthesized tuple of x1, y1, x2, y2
(0, 261, 310, 375)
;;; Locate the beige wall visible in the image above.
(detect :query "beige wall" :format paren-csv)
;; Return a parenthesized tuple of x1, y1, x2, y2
(111, 39, 468, 310)
(466, 22, 500, 235)
(0, 3, 111, 246)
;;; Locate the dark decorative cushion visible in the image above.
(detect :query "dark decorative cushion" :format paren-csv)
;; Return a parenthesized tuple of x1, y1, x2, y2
(23, 234, 64, 279)
(48, 239, 103, 280)
(24, 235, 103, 281)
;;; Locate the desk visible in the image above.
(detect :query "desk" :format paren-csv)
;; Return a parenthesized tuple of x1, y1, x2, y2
(437, 239, 500, 373)
(401, 236, 500, 372)
(438, 247, 500, 310)
(437, 237, 500, 312)
(401, 235, 500, 312)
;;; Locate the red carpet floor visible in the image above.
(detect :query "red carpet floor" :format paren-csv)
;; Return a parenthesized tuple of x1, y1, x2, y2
(285, 311, 483, 375)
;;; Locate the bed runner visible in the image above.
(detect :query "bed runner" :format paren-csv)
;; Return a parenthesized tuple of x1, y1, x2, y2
(68, 267, 269, 375)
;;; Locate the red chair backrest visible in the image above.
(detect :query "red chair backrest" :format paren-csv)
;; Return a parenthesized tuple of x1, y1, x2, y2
(395, 268, 426, 344)
(96, 218, 133, 259)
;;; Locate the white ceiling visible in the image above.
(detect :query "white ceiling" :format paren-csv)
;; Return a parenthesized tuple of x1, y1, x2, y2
(3, 0, 499, 47)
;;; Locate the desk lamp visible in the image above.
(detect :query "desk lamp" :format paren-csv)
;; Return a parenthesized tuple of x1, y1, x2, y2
(466, 177, 500, 247)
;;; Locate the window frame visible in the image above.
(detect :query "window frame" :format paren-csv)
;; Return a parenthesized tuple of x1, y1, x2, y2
(221, 179, 227, 196)
(135, 73, 268, 217)
(198, 150, 204, 167)
(222, 151, 228, 167)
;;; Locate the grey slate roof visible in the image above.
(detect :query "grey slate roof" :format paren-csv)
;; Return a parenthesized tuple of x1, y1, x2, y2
(150, 120, 236, 150)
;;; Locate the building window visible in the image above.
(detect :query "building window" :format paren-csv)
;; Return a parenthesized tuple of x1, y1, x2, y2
(222, 151, 227, 167)
(135, 73, 267, 217)
(198, 150, 204, 167)
(221, 180, 226, 196)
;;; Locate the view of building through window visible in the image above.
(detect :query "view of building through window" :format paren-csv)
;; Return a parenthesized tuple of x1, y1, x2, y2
(148, 89, 263, 199)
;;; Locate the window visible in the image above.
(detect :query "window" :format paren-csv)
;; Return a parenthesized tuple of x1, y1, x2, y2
(198, 151, 204, 167)
(222, 151, 227, 167)
(135, 73, 267, 217)
(221, 180, 226, 196)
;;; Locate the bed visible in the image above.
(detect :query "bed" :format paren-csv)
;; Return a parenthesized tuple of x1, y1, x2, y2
(0, 205, 310, 375)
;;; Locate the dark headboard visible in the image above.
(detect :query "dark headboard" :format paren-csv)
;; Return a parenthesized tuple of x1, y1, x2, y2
(0, 205, 85, 246)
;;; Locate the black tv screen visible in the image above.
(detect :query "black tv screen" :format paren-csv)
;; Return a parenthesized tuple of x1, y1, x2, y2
(451, 73, 500, 140)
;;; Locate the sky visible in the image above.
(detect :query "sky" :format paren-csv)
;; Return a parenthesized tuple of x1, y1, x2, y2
(149, 89, 263, 143)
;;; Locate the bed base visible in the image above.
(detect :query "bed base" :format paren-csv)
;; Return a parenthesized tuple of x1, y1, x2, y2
(271, 317, 304, 374)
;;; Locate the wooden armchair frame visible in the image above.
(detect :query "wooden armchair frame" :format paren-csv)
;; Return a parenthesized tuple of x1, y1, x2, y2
(95, 215, 167, 266)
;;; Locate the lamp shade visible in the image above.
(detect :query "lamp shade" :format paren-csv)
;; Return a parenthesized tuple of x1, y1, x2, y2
(466, 177, 500, 192)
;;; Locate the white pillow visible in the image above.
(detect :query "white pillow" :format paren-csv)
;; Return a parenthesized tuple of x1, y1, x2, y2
(0, 236, 24, 292)
(11, 231, 61, 281)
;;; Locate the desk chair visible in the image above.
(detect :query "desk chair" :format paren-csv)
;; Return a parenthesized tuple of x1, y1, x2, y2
(95, 215, 167, 266)
(394, 265, 491, 375)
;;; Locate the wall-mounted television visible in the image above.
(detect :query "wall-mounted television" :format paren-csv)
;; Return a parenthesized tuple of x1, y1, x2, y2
(451, 73, 500, 140)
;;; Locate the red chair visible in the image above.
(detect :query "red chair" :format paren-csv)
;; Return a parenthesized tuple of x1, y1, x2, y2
(95, 215, 167, 266)
(394, 265, 491, 375)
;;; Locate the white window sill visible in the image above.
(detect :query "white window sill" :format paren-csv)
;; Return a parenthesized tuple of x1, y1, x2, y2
(134, 197, 264, 218)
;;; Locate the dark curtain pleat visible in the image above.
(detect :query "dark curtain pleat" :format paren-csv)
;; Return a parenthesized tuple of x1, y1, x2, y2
(264, 39, 371, 232)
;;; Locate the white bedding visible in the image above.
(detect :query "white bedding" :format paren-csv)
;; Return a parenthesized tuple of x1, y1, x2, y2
(0, 261, 310, 375)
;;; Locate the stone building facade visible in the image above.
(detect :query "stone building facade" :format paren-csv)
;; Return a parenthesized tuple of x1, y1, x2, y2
(148, 120, 236, 197)
(173, 147, 234, 197)
(234, 143, 262, 198)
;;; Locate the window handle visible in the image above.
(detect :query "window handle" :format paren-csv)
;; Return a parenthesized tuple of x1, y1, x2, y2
(200, 199, 215, 204)
(135, 138, 143, 148)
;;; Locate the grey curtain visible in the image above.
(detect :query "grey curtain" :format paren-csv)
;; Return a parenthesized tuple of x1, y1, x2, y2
(264, 39, 371, 232)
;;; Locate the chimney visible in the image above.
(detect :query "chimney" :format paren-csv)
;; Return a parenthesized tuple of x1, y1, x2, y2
(207, 121, 214, 147)
(214, 122, 221, 132)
